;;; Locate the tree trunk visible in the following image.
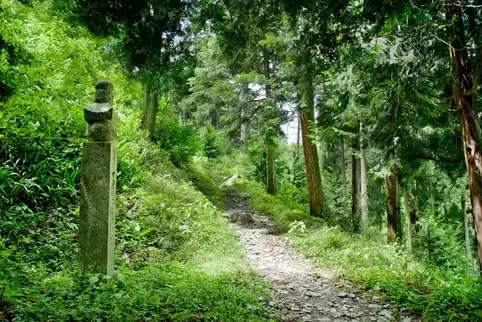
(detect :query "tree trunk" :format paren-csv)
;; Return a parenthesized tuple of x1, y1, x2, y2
(240, 84, 249, 146)
(295, 115, 301, 160)
(462, 194, 472, 259)
(352, 135, 360, 233)
(264, 51, 277, 195)
(360, 123, 369, 230)
(267, 147, 276, 195)
(314, 99, 324, 171)
(429, 179, 436, 218)
(386, 169, 401, 243)
(299, 65, 325, 216)
(403, 188, 412, 251)
(297, 54, 326, 217)
(340, 137, 346, 181)
(413, 179, 420, 231)
(141, 82, 158, 141)
(445, 0, 482, 275)
(240, 107, 249, 146)
(300, 109, 325, 217)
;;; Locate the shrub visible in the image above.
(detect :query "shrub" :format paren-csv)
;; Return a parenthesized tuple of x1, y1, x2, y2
(157, 120, 200, 167)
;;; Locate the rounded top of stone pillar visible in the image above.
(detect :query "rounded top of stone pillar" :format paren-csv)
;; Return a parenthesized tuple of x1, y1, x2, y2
(94, 80, 113, 104)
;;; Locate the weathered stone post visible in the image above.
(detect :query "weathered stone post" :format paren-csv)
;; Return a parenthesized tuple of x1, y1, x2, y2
(80, 80, 116, 276)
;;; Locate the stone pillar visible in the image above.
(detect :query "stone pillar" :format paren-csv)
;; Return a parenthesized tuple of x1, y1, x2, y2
(79, 80, 116, 276)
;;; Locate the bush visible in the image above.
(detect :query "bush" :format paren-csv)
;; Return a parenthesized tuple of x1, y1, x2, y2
(412, 217, 469, 269)
(199, 124, 230, 159)
(157, 120, 200, 167)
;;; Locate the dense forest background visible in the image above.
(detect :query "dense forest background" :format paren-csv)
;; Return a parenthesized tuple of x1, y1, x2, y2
(1, 0, 481, 321)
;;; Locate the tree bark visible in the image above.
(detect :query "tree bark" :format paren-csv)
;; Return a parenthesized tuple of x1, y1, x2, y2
(141, 82, 158, 141)
(429, 179, 436, 218)
(314, 100, 324, 171)
(352, 135, 360, 233)
(360, 123, 369, 230)
(445, 0, 482, 275)
(386, 168, 401, 243)
(403, 188, 412, 251)
(240, 84, 249, 146)
(295, 115, 301, 160)
(267, 147, 276, 195)
(413, 179, 420, 231)
(340, 137, 346, 181)
(297, 53, 326, 217)
(462, 194, 472, 259)
(264, 51, 276, 195)
(300, 109, 325, 217)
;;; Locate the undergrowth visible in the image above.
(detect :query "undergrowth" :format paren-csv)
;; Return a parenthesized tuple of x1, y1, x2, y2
(1, 144, 270, 321)
(0, 2, 269, 319)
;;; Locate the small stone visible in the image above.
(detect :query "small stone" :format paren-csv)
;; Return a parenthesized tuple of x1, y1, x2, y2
(401, 318, 412, 322)
(379, 309, 392, 316)
(306, 291, 322, 297)
(348, 293, 356, 298)
(368, 304, 380, 310)
(379, 309, 393, 320)
(337, 291, 348, 298)
(318, 318, 332, 322)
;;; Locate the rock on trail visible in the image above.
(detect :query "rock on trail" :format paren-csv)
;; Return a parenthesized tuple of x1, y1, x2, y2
(224, 192, 418, 322)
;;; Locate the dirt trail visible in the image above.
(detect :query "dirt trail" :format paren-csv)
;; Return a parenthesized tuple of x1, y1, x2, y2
(224, 192, 417, 322)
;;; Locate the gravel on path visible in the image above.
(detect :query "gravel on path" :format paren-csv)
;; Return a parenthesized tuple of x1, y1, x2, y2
(223, 192, 419, 322)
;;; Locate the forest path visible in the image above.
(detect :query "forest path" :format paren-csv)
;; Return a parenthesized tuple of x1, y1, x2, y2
(223, 191, 417, 322)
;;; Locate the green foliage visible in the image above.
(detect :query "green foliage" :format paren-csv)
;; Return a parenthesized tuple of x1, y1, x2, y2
(199, 124, 229, 158)
(413, 217, 469, 269)
(8, 264, 267, 321)
(3, 129, 269, 320)
(75, 0, 188, 74)
(247, 142, 268, 184)
(321, 169, 352, 231)
(0, 0, 142, 211)
(293, 227, 482, 321)
(188, 158, 225, 209)
(157, 120, 201, 167)
(0, 2, 270, 320)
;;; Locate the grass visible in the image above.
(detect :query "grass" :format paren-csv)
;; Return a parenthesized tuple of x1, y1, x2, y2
(1, 145, 271, 321)
(8, 263, 266, 321)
